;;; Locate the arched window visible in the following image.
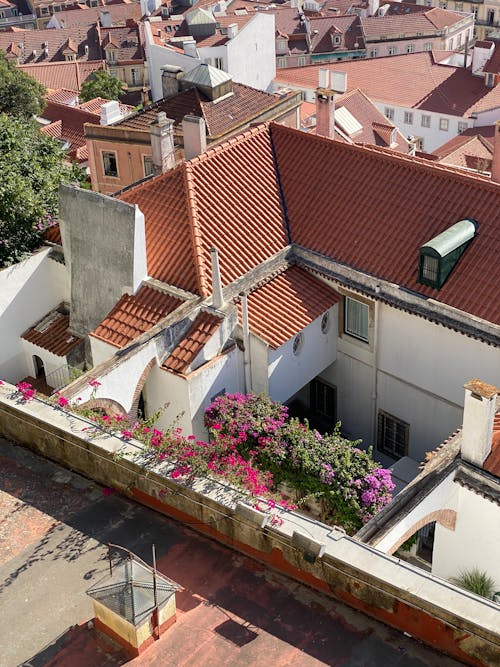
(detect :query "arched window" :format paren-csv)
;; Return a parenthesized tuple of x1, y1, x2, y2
(33, 355, 45, 379)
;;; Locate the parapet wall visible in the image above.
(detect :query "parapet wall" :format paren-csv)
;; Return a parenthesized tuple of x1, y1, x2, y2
(0, 386, 498, 667)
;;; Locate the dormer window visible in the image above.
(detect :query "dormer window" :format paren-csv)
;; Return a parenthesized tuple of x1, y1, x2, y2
(418, 218, 477, 289)
(107, 49, 117, 64)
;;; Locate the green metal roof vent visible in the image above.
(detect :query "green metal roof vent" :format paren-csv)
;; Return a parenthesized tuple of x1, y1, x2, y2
(418, 218, 478, 289)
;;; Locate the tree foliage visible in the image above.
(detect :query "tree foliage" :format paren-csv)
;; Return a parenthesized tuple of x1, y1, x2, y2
(80, 70, 124, 102)
(0, 114, 83, 267)
(0, 52, 46, 117)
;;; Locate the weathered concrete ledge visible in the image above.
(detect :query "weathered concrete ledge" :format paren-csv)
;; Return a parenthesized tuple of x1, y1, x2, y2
(0, 384, 498, 667)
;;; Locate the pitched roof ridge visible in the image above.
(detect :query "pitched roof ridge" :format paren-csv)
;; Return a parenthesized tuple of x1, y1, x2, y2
(115, 161, 185, 198)
(240, 263, 291, 297)
(182, 163, 210, 297)
(271, 122, 498, 190)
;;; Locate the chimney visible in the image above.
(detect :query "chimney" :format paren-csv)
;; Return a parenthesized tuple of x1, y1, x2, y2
(140, 0, 151, 17)
(141, 87, 149, 106)
(491, 120, 500, 183)
(100, 100, 123, 125)
(227, 23, 238, 39)
(240, 292, 252, 393)
(183, 39, 198, 58)
(368, 0, 380, 16)
(315, 69, 347, 139)
(210, 247, 224, 309)
(150, 112, 175, 174)
(182, 115, 207, 160)
(161, 65, 183, 99)
(100, 10, 111, 28)
(461, 379, 498, 467)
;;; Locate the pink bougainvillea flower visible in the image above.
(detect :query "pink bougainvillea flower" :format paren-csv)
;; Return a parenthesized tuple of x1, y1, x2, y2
(56, 396, 69, 408)
(120, 430, 133, 439)
(88, 379, 101, 389)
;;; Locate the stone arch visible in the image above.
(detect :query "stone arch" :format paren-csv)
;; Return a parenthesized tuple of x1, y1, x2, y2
(81, 397, 127, 417)
(387, 509, 457, 555)
(129, 357, 157, 419)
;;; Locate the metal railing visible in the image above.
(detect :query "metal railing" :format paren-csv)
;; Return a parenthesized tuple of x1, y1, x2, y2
(45, 363, 83, 393)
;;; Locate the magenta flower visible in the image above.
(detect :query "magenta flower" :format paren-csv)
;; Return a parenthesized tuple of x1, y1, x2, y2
(56, 396, 69, 408)
(88, 379, 101, 389)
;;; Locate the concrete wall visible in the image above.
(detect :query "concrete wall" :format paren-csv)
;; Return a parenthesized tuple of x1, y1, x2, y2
(433, 484, 500, 589)
(268, 305, 338, 404)
(0, 385, 498, 667)
(59, 185, 147, 340)
(225, 13, 276, 91)
(0, 248, 69, 383)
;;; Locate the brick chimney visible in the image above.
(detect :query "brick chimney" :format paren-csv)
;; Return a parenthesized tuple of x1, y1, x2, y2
(315, 68, 347, 140)
(491, 120, 500, 183)
(150, 112, 175, 175)
(461, 379, 498, 467)
(182, 115, 207, 160)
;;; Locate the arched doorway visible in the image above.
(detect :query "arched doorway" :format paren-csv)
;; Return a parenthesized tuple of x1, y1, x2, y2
(33, 355, 45, 380)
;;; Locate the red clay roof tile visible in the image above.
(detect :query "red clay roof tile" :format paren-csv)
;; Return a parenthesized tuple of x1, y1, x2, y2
(21, 311, 82, 357)
(239, 266, 341, 348)
(90, 285, 184, 349)
(18, 60, 105, 93)
(162, 310, 222, 374)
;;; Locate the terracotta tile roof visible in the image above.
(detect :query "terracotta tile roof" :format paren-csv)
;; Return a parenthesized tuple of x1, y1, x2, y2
(309, 15, 364, 53)
(162, 311, 222, 374)
(21, 311, 82, 357)
(18, 60, 105, 93)
(114, 83, 288, 139)
(484, 413, 500, 478)
(156, 13, 255, 49)
(0, 26, 102, 64)
(432, 133, 493, 172)
(50, 3, 142, 28)
(78, 96, 134, 115)
(44, 224, 62, 245)
(238, 266, 341, 349)
(361, 8, 466, 39)
(275, 52, 500, 117)
(270, 122, 500, 325)
(40, 100, 100, 162)
(99, 25, 143, 62)
(46, 88, 79, 105)
(484, 44, 500, 75)
(90, 285, 184, 349)
(117, 125, 288, 295)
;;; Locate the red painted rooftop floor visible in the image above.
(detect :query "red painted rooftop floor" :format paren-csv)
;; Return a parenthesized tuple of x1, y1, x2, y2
(0, 438, 461, 667)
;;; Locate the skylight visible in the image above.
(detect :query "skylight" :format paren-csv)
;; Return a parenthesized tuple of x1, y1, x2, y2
(335, 106, 362, 136)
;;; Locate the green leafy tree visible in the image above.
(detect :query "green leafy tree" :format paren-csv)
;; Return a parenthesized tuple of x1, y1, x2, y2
(0, 51, 46, 117)
(0, 114, 84, 267)
(80, 70, 124, 102)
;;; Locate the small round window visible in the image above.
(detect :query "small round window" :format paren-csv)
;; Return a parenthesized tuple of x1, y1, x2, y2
(321, 312, 330, 334)
(293, 332, 303, 355)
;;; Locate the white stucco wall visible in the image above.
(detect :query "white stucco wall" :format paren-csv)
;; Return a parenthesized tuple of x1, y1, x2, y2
(225, 13, 276, 91)
(268, 305, 338, 404)
(21, 341, 68, 382)
(89, 336, 118, 367)
(473, 104, 500, 127)
(432, 483, 500, 589)
(0, 249, 69, 382)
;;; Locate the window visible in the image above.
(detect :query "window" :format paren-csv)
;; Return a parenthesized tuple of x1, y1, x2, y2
(214, 57, 223, 69)
(448, 38, 454, 50)
(424, 42, 432, 51)
(310, 379, 337, 422)
(54, 4, 61, 11)
(388, 46, 397, 55)
(277, 57, 287, 68)
(439, 118, 449, 131)
(384, 107, 394, 120)
(421, 114, 431, 128)
(485, 72, 495, 87)
(344, 297, 369, 342)
(321, 312, 330, 334)
(457, 33, 462, 48)
(102, 151, 118, 177)
(292, 332, 303, 355)
(41, 6, 49, 14)
(297, 56, 306, 66)
(404, 111, 413, 125)
(421, 254, 439, 283)
(107, 50, 116, 64)
(439, 1, 447, 8)
(143, 155, 154, 177)
(377, 411, 409, 458)
(487, 9, 495, 25)
(370, 48, 378, 57)
(277, 39, 287, 50)
(455, 2, 462, 10)
(131, 68, 138, 85)
(458, 121, 467, 133)
(407, 43, 414, 54)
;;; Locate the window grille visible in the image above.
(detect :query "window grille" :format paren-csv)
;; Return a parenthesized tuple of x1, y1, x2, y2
(344, 297, 369, 342)
(377, 411, 409, 458)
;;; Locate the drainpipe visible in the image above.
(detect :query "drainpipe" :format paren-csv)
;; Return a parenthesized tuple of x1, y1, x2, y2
(240, 292, 252, 393)
(370, 288, 380, 447)
(210, 246, 224, 309)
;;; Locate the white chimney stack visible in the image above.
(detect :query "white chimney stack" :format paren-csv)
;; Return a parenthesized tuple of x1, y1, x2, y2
(368, 0, 380, 16)
(461, 379, 498, 467)
(182, 115, 207, 160)
(183, 39, 198, 58)
(100, 10, 111, 28)
(210, 247, 224, 309)
(100, 100, 123, 125)
(150, 112, 175, 174)
(227, 23, 238, 39)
